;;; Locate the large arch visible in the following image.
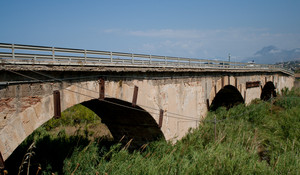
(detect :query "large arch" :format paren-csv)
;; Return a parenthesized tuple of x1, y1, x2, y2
(0, 83, 165, 161)
(210, 85, 244, 111)
(81, 98, 164, 148)
(4, 98, 164, 174)
(260, 81, 277, 101)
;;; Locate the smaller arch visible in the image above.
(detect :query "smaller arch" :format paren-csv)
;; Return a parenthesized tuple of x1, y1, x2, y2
(260, 81, 277, 101)
(210, 85, 244, 111)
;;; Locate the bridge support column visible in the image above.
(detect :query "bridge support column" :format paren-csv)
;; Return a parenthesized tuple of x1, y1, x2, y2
(228, 76, 230, 85)
(0, 151, 4, 170)
(53, 90, 61, 118)
(221, 77, 224, 88)
(214, 84, 217, 96)
(99, 78, 105, 100)
(159, 109, 164, 128)
(265, 77, 267, 84)
(132, 86, 139, 107)
(206, 99, 210, 111)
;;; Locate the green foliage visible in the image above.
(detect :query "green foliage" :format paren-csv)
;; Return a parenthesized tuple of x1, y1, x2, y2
(44, 104, 100, 130)
(275, 88, 300, 110)
(6, 127, 91, 175)
(6, 104, 101, 175)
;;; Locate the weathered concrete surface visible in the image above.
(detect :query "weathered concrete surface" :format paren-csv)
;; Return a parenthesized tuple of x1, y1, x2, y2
(0, 67, 295, 161)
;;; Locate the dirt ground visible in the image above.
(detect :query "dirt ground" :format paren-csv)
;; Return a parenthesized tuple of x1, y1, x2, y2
(49, 121, 113, 140)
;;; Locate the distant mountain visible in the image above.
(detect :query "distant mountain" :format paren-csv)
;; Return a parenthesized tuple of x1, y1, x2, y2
(244, 46, 300, 64)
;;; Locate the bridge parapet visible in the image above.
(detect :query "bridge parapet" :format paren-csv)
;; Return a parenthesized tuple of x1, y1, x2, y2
(0, 43, 294, 76)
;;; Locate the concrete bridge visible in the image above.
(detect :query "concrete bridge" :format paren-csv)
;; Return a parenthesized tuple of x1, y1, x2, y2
(0, 43, 295, 164)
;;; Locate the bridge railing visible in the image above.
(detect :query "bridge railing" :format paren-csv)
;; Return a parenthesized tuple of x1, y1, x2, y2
(0, 43, 294, 75)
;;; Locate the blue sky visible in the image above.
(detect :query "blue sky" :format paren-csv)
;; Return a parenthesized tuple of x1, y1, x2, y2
(1, 0, 300, 62)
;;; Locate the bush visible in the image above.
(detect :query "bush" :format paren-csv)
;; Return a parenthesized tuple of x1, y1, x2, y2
(44, 104, 100, 130)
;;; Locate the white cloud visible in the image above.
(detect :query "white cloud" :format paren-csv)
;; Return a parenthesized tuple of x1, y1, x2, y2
(128, 29, 205, 39)
(103, 29, 122, 33)
(102, 28, 300, 60)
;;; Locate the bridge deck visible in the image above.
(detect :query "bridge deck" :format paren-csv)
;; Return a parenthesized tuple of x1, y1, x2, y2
(0, 43, 294, 76)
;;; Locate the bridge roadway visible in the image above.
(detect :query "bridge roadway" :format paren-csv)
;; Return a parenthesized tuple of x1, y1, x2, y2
(0, 43, 295, 164)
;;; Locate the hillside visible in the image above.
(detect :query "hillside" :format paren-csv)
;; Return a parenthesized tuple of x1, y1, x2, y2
(275, 60, 300, 72)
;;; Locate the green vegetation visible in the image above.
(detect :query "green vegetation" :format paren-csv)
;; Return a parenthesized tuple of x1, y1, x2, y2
(44, 104, 99, 130)
(5, 105, 107, 175)
(6, 88, 300, 175)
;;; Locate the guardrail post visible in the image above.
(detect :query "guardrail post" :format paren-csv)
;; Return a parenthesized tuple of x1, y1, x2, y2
(110, 52, 113, 63)
(159, 109, 164, 128)
(150, 55, 152, 65)
(164, 56, 167, 65)
(11, 44, 15, 59)
(52, 47, 55, 61)
(132, 53, 134, 64)
(84, 50, 87, 63)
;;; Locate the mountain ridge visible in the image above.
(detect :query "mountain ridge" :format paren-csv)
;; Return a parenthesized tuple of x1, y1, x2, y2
(244, 46, 300, 64)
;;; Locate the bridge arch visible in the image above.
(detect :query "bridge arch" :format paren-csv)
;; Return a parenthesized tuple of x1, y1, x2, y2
(81, 98, 164, 147)
(0, 80, 165, 161)
(4, 97, 164, 174)
(210, 85, 244, 111)
(260, 81, 277, 101)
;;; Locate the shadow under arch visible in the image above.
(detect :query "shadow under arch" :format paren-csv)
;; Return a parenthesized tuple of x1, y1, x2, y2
(81, 98, 165, 149)
(210, 85, 244, 111)
(260, 81, 277, 101)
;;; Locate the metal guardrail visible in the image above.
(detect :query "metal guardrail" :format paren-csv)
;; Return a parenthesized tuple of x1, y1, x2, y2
(0, 43, 294, 75)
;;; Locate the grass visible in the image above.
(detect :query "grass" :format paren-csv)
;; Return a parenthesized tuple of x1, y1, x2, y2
(43, 104, 100, 130)
(5, 88, 300, 175)
(5, 104, 109, 175)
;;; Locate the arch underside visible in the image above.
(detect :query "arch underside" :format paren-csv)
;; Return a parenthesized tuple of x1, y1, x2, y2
(261, 82, 277, 101)
(81, 98, 164, 149)
(210, 85, 244, 111)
